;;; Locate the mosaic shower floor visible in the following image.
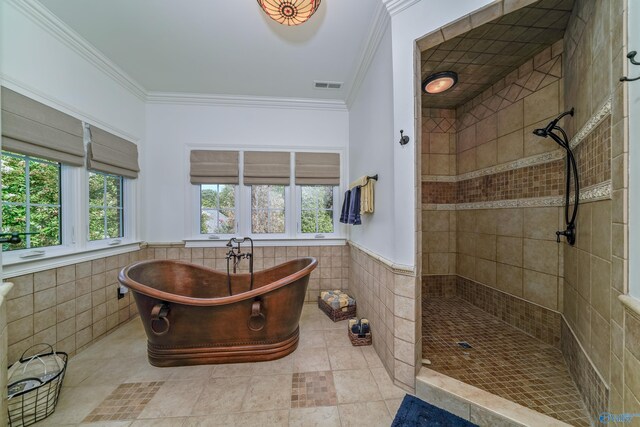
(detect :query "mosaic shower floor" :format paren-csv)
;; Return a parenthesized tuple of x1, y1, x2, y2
(33, 304, 405, 427)
(422, 297, 591, 427)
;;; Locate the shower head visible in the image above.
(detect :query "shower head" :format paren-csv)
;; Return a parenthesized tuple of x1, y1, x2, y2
(532, 128, 548, 137)
(532, 108, 575, 139)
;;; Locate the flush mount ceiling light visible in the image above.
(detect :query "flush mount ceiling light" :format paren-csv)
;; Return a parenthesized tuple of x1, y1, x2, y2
(257, 0, 321, 26)
(422, 71, 458, 94)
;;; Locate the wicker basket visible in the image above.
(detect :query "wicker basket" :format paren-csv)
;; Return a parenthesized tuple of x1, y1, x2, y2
(7, 344, 67, 427)
(318, 296, 356, 322)
(348, 328, 372, 346)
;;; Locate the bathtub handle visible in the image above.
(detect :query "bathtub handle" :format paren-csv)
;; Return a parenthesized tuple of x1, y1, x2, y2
(150, 303, 170, 336)
(248, 300, 266, 332)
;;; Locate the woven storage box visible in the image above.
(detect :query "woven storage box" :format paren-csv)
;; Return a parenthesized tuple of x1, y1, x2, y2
(318, 296, 356, 322)
(348, 329, 372, 346)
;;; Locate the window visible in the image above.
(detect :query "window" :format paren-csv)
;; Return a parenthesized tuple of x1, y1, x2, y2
(200, 184, 236, 234)
(300, 185, 335, 234)
(1, 151, 62, 251)
(251, 185, 285, 234)
(88, 171, 124, 241)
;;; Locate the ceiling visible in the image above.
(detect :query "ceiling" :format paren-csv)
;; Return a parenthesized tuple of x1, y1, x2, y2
(37, 0, 380, 100)
(420, 0, 574, 109)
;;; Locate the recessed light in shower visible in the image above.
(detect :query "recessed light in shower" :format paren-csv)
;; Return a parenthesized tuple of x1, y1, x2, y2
(422, 71, 458, 94)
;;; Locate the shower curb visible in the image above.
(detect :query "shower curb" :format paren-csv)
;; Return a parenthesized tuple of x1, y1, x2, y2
(415, 368, 572, 427)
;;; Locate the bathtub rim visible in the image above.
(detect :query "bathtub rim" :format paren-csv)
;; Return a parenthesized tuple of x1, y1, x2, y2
(118, 256, 317, 306)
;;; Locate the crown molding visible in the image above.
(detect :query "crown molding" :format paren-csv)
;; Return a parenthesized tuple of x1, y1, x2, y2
(7, 0, 147, 101)
(145, 92, 348, 111)
(382, 0, 421, 16)
(345, 2, 391, 108)
(0, 74, 141, 142)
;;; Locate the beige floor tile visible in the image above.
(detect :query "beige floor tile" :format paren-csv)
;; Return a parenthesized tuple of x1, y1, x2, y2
(167, 364, 216, 381)
(328, 346, 367, 371)
(138, 379, 207, 418)
(298, 330, 327, 349)
(338, 401, 392, 427)
(190, 376, 251, 415)
(385, 398, 404, 418)
(361, 346, 384, 368)
(248, 356, 294, 376)
(370, 367, 406, 399)
(183, 410, 289, 427)
(323, 329, 352, 347)
(240, 374, 292, 411)
(333, 369, 383, 404)
(289, 406, 341, 426)
(130, 419, 187, 427)
(210, 362, 254, 378)
(292, 346, 331, 373)
(78, 422, 133, 427)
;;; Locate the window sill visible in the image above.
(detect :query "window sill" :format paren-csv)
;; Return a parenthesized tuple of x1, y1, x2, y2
(2, 242, 142, 278)
(184, 237, 347, 248)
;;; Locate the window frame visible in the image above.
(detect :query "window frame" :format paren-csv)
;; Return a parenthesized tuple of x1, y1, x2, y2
(1, 152, 76, 264)
(187, 148, 346, 244)
(87, 171, 125, 242)
(295, 185, 340, 239)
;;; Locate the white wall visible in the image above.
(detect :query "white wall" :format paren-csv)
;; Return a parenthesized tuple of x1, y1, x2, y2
(144, 102, 349, 242)
(348, 25, 395, 261)
(0, 0, 145, 141)
(387, 0, 492, 267)
(628, 0, 639, 297)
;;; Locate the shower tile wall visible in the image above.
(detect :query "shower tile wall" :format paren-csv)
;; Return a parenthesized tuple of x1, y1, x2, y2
(561, 0, 634, 419)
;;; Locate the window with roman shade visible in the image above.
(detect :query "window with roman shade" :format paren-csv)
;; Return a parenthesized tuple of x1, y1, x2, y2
(87, 125, 140, 179)
(243, 151, 291, 185)
(190, 150, 239, 184)
(295, 152, 340, 185)
(1, 87, 84, 165)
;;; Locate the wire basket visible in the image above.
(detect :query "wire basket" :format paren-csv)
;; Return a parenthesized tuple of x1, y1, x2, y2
(7, 344, 68, 427)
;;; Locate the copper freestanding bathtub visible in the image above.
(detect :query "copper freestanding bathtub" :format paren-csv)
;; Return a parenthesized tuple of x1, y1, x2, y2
(118, 257, 317, 367)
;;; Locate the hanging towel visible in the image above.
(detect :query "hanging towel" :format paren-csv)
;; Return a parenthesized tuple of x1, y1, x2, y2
(348, 186, 361, 225)
(349, 176, 375, 214)
(339, 190, 351, 224)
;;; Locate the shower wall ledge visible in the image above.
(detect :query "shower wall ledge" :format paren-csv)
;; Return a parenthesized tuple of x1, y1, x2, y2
(416, 368, 572, 426)
(619, 295, 640, 317)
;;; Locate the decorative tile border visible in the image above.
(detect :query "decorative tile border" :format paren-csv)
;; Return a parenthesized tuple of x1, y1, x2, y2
(561, 321, 609, 425)
(422, 180, 611, 211)
(569, 97, 612, 150)
(421, 97, 612, 185)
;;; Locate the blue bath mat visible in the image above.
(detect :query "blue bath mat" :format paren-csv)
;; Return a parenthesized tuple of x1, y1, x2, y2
(391, 395, 478, 427)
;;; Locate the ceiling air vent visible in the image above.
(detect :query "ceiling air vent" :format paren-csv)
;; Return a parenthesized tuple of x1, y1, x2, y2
(314, 81, 343, 90)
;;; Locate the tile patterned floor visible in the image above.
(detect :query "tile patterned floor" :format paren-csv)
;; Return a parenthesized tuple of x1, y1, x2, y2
(33, 304, 405, 427)
(422, 297, 591, 427)
(83, 382, 164, 422)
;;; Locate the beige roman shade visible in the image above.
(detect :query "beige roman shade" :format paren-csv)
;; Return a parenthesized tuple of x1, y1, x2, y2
(190, 150, 239, 184)
(295, 152, 340, 185)
(87, 126, 140, 179)
(243, 151, 291, 185)
(1, 87, 84, 166)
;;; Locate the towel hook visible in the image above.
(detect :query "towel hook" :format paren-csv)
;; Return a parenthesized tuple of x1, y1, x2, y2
(398, 130, 410, 146)
(620, 51, 640, 82)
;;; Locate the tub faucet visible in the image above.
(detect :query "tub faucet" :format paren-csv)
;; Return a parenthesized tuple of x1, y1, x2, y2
(225, 237, 255, 295)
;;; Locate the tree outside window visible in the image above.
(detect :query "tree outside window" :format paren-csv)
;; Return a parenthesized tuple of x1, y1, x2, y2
(1, 151, 61, 251)
(88, 171, 124, 240)
(300, 186, 334, 234)
(251, 185, 285, 234)
(201, 184, 236, 234)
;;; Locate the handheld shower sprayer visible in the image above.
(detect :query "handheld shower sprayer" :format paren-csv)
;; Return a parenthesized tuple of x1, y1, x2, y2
(532, 108, 579, 245)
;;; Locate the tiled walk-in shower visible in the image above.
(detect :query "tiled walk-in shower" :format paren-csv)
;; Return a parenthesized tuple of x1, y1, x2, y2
(422, 298, 590, 426)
